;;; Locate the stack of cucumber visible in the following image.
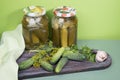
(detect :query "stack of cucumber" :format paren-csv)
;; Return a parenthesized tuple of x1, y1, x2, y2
(19, 41, 95, 73)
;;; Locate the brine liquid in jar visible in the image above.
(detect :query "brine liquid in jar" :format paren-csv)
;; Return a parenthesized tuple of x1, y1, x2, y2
(52, 6, 77, 47)
(22, 6, 49, 49)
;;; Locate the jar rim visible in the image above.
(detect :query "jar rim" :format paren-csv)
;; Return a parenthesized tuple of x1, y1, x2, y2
(53, 6, 76, 18)
(23, 6, 46, 17)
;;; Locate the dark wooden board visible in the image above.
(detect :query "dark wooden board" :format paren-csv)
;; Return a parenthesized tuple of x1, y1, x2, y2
(17, 50, 112, 79)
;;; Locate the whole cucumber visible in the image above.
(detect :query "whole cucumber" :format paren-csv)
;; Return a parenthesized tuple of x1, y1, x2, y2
(63, 51, 86, 61)
(50, 47, 65, 64)
(55, 57, 68, 73)
(40, 60, 53, 72)
(19, 58, 34, 70)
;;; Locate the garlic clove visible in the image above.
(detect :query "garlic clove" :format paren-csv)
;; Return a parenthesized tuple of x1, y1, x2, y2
(96, 51, 108, 62)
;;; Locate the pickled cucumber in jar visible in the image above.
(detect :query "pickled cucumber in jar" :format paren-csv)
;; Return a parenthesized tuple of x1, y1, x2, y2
(52, 6, 77, 47)
(22, 6, 49, 49)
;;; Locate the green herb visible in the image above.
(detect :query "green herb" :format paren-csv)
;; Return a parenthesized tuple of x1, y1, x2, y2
(80, 46, 95, 62)
(70, 44, 78, 50)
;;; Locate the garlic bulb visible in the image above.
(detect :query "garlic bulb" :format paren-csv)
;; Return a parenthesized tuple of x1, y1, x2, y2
(96, 51, 108, 62)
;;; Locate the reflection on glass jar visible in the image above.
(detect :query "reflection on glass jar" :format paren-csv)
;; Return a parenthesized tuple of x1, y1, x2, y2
(52, 6, 77, 47)
(22, 6, 49, 49)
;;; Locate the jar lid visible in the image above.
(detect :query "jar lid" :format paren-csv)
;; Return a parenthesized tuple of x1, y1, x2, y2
(23, 6, 46, 17)
(53, 6, 76, 17)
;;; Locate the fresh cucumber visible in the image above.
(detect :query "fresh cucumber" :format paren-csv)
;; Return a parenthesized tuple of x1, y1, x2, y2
(55, 57, 68, 73)
(63, 51, 85, 61)
(40, 60, 53, 72)
(50, 47, 65, 64)
(19, 58, 34, 70)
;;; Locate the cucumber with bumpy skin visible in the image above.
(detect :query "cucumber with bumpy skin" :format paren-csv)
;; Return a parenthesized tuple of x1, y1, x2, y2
(19, 58, 34, 70)
(55, 57, 68, 73)
(63, 51, 86, 61)
(50, 47, 65, 64)
(40, 60, 53, 72)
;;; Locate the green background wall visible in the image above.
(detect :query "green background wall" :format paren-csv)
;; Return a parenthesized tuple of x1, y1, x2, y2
(0, 0, 120, 39)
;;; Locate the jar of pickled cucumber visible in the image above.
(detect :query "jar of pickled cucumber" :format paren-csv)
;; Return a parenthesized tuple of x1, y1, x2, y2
(22, 6, 49, 49)
(52, 6, 77, 47)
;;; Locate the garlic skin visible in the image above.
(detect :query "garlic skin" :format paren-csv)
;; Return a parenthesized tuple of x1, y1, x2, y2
(96, 51, 108, 62)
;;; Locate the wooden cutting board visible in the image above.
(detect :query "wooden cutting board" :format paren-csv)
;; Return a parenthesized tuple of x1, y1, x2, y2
(17, 50, 112, 79)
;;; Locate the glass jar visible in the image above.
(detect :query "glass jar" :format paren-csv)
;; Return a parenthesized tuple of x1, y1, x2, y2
(22, 6, 49, 49)
(52, 6, 77, 47)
